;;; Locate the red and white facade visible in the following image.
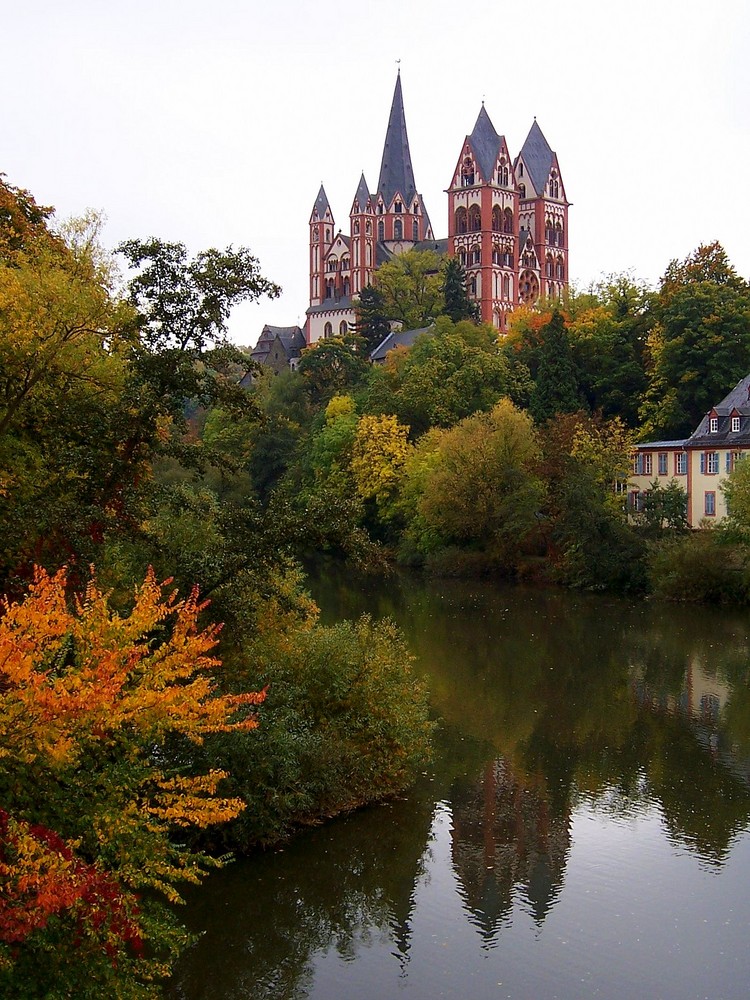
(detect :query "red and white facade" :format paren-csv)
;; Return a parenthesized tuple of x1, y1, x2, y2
(305, 76, 569, 344)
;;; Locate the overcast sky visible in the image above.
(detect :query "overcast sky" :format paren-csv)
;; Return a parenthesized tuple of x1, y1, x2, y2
(4, 0, 749, 345)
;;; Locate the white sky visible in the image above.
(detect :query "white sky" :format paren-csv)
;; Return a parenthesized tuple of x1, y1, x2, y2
(4, 0, 749, 346)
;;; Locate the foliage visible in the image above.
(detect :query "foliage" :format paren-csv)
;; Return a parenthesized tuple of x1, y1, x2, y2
(442, 256, 479, 323)
(373, 249, 445, 329)
(408, 399, 545, 570)
(362, 317, 508, 436)
(352, 284, 391, 355)
(528, 310, 583, 423)
(194, 615, 433, 850)
(636, 480, 689, 533)
(0, 567, 264, 994)
(296, 338, 369, 406)
(648, 530, 750, 603)
(640, 243, 750, 438)
(721, 457, 750, 530)
(351, 413, 412, 516)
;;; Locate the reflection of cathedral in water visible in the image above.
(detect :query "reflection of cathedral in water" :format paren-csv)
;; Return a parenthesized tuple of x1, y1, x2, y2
(448, 757, 570, 943)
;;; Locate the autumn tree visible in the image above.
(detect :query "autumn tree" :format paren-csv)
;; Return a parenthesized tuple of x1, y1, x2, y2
(0, 567, 264, 995)
(351, 413, 412, 522)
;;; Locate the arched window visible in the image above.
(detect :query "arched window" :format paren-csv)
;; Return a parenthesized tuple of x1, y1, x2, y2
(325, 228, 331, 241)
(413, 219, 419, 241)
(556, 256, 564, 280)
(378, 220, 384, 241)
(341, 257, 350, 271)
(366, 244, 372, 265)
(394, 219, 403, 240)
(455, 207, 468, 234)
(324, 322, 333, 337)
(353, 220, 360, 234)
(313, 229, 319, 242)
(502, 274, 510, 299)
(492, 206, 502, 232)
(395, 200, 402, 213)
(519, 183, 526, 199)
(343, 277, 350, 296)
(545, 254, 554, 278)
(325, 280, 334, 299)
(366, 220, 372, 235)
(461, 156, 475, 186)
(497, 160, 509, 185)
(471, 245, 481, 265)
(503, 208, 513, 234)
(469, 205, 481, 232)
(339, 321, 348, 335)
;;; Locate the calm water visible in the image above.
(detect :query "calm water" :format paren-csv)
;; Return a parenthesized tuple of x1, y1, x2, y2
(170, 571, 750, 1000)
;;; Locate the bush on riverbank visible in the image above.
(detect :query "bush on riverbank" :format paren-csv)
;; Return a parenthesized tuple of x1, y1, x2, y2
(191, 615, 433, 850)
(648, 529, 750, 603)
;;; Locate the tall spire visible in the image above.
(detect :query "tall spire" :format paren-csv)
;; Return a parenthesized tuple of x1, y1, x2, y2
(376, 73, 417, 208)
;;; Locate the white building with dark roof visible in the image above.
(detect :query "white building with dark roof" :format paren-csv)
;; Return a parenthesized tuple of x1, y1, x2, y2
(630, 375, 750, 524)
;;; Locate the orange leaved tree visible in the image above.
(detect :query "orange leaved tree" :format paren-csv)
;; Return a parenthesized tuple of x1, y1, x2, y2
(0, 566, 265, 997)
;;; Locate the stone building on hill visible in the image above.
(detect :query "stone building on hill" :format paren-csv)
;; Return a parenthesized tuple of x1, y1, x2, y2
(251, 324, 305, 374)
(305, 72, 569, 346)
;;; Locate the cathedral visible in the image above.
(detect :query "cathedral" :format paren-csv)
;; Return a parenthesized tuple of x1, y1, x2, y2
(305, 72, 569, 346)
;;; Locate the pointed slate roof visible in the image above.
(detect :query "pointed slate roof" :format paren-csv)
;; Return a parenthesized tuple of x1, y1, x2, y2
(518, 120, 554, 196)
(686, 374, 750, 448)
(351, 173, 371, 213)
(376, 73, 417, 207)
(311, 184, 331, 220)
(468, 105, 503, 183)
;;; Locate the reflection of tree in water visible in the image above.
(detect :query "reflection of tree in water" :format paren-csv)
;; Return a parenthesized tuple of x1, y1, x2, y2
(449, 756, 570, 944)
(168, 785, 436, 1000)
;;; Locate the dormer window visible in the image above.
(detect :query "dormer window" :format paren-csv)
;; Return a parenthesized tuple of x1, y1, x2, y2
(732, 415, 741, 433)
(710, 416, 719, 433)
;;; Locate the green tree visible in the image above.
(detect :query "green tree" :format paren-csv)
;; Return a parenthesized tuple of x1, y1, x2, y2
(352, 284, 391, 355)
(297, 338, 369, 406)
(442, 256, 479, 323)
(373, 249, 445, 328)
(362, 317, 508, 435)
(640, 243, 750, 438)
(411, 399, 545, 569)
(528, 310, 582, 423)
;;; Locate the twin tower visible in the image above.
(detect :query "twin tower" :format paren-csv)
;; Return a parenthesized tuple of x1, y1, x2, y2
(306, 72, 569, 346)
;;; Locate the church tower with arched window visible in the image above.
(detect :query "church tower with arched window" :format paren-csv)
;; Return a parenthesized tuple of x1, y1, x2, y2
(304, 75, 569, 345)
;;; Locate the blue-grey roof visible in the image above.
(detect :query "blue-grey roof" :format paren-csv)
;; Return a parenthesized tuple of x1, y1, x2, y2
(687, 374, 750, 447)
(468, 105, 503, 184)
(517, 120, 553, 197)
(351, 173, 371, 214)
(305, 296, 355, 316)
(311, 184, 331, 221)
(376, 73, 418, 207)
(634, 440, 687, 450)
(414, 237, 449, 255)
(370, 325, 434, 362)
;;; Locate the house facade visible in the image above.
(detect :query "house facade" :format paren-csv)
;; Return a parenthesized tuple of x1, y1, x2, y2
(305, 72, 569, 345)
(630, 375, 750, 525)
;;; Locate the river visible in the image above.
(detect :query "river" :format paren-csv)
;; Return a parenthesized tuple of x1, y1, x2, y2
(169, 570, 750, 1000)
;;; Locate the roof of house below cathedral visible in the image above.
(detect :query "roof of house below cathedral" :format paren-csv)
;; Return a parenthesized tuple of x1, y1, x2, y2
(370, 325, 434, 363)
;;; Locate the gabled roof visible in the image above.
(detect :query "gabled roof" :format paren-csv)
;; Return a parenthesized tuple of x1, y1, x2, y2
(252, 325, 305, 359)
(351, 173, 372, 214)
(376, 72, 417, 207)
(370, 325, 434, 362)
(467, 105, 503, 183)
(517, 120, 554, 197)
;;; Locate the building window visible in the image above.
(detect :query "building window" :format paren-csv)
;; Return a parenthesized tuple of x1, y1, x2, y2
(462, 156, 475, 186)
(324, 322, 333, 337)
(394, 219, 402, 240)
(705, 491, 716, 516)
(413, 220, 419, 241)
(366, 220, 372, 235)
(339, 321, 348, 335)
(675, 452, 687, 475)
(353, 220, 360, 234)
(732, 415, 741, 432)
(644, 453, 653, 475)
(455, 207, 468, 234)
(378, 221, 384, 241)
(519, 183, 526, 198)
(503, 208, 513, 234)
(632, 453, 644, 475)
(658, 453, 668, 476)
(709, 416, 719, 433)
(701, 451, 719, 474)
(395, 201, 402, 213)
(469, 206, 481, 231)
